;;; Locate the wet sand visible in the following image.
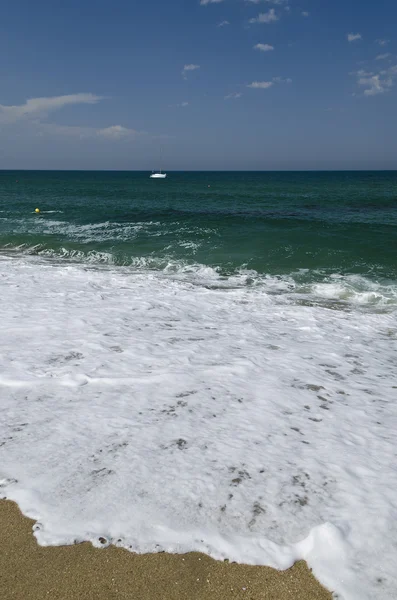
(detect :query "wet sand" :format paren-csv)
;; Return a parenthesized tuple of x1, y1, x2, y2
(0, 501, 332, 599)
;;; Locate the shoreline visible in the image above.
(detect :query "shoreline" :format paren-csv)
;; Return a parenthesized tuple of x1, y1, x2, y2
(0, 500, 332, 599)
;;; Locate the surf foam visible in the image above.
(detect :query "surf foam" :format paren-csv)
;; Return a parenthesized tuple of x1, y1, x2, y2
(0, 255, 396, 600)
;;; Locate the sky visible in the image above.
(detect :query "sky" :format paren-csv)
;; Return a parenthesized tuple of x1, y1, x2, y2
(0, 0, 395, 170)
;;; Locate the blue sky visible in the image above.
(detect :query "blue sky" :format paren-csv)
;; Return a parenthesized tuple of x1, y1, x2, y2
(0, 0, 395, 170)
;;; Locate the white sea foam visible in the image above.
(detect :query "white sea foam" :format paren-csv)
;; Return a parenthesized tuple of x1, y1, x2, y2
(33, 211, 64, 214)
(0, 255, 396, 599)
(7, 218, 168, 243)
(12, 248, 395, 310)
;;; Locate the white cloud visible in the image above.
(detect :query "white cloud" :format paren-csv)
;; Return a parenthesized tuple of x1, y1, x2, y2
(0, 93, 102, 125)
(359, 75, 391, 96)
(254, 43, 274, 51)
(171, 101, 189, 107)
(273, 76, 292, 83)
(353, 64, 397, 96)
(224, 92, 242, 99)
(218, 20, 230, 27)
(200, 0, 224, 4)
(98, 125, 140, 139)
(347, 33, 362, 42)
(247, 81, 274, 88)
(376, 39, 389, 46)
(302, 11, 309, 17)
(249, 9, 279, 24)
(248, 76, 291, 89)
(353, 69, 372, 78)
(0, 93, 146, 141)
(182, 64, 200, 78)
(376, 53, 391, 60)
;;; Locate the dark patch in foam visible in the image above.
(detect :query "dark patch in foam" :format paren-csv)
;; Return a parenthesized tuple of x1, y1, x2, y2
(176, 391, 197, 398)
(0, 478, 18, 487)
(295, 495, 309, 506)
(230, 467, 251, 486)
(161, 399, 189, 417)
(290, 427, 303, 435)
(305, 384, 325, 392)
(0, 478, 18, 498)
(292, 473, 310, 488)
(48, 351, 84, 364)
(249, 501, 266, 529)
(318, 395, 332, 404)
(98, 537, 109, 546)
(325, 369, 345, 381)
(12, 423, 28, 432)
(175, 438, 187, 450)
(91, 468, 114, 478)
(109, 441, 128, 453)
(351, 368, 365, 375)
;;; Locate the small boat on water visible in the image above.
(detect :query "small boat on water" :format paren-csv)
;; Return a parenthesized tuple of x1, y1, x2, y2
(150, 148, 167, 178)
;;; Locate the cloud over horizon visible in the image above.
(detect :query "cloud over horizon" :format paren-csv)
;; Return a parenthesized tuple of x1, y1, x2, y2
(0, 94, 103, 125)
(0, 94, 145, 141)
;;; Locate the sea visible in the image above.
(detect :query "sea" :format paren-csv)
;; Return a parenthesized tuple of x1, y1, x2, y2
(0, 170, 396, 600)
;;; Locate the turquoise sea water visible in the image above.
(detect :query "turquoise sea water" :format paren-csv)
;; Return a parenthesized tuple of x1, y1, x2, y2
(1, 170, 396, 282)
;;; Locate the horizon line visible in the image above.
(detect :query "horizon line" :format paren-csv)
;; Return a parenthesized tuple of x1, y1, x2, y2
(1, 168, 396, 173)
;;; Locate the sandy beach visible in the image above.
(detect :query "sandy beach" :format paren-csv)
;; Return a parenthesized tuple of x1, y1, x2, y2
(0, 501, 332, 599)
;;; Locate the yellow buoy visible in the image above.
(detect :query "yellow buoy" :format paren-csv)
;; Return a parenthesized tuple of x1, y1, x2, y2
(35, 208, 40, 213)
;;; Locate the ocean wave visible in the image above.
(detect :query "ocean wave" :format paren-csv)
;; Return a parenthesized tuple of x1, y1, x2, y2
(2, 247, 396, 310)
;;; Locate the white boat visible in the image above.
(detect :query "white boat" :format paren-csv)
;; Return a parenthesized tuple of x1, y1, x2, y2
(150, 148, 167, 178)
